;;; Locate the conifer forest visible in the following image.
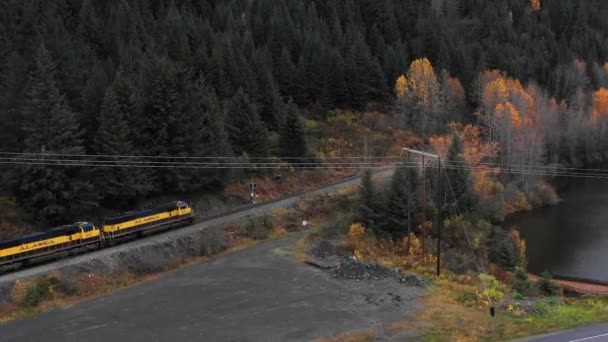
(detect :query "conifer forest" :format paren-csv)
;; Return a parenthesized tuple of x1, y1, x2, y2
(1, 0, 608, 226)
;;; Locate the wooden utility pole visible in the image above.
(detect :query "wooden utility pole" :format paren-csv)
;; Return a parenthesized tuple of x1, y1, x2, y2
(401, 148, 442, 276)
(436, 157, 442, 277)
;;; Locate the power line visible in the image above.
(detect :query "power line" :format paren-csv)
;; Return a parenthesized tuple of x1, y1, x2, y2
(2, 151, 608, 174)
(2, 154, 608, 179)
(0, 151, 404, 160)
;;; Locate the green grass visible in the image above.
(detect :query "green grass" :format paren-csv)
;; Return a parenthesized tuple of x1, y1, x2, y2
(501, 295, 608, 339)
(414, 276, 608, 341)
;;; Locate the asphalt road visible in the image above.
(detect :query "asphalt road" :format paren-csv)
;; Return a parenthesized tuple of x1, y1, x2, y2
(512, 324, 608, 342)
(0, 168, 393, 284)
(0, 234, 422, 342)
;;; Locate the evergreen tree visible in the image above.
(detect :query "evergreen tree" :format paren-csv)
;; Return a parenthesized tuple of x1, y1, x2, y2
(93, 86, 147, 206)
(189, 83, 233, 190)
(278, 98, 308, 162)
(0, 52, 28, 151)
(225, 88, 269, 158)
(512, 266, 531, 295)
(445, 132, 474, 213)
(538, 271, 559, 296)
(380, 161, 420, 239)
(277, 48, 296, 96)
(16, 43, 96, 224)
(358, 170, 378, 230)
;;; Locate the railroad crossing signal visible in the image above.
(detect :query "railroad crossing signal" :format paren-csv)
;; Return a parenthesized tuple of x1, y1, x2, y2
(249, 182, 258, 203)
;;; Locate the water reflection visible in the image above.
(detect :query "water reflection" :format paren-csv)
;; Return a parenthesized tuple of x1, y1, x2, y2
(505, 177, 608, 283)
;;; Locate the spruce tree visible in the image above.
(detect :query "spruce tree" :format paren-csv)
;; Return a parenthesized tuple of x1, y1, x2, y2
(278, 99, 308, 162)
(189, 83, 232, 190)
(358, 170, 378, 230)
(446, 132, 474, 212)
(381, 161, 420, 240)
(0, 52, 27, 151)
(93, 86, 145, 206)
(16, 42, 96, 224)
(225, 88, 269, 158)
(277, 48, 296, 96)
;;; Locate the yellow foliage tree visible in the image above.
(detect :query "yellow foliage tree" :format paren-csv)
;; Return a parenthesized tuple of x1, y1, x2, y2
(407, 58, 439, 106)
(394, 74, 408, 118)
(406, 58, 442, 135)
(394, 74, 408, 99)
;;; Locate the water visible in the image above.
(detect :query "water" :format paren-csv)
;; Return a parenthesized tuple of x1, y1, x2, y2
(505, 177, 608, 283)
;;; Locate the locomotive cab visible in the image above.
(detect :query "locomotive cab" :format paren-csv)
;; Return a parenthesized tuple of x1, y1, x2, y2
(176, 201, 194, 222)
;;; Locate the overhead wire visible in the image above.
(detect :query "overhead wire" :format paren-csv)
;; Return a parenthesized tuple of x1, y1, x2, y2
(2, 151, 608, 173)
(1, 152, 608, 179)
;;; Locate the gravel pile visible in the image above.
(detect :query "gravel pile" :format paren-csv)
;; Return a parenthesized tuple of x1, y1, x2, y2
(309, 242, 429, 287)
(331, 258, 392, 281)
(330, 258, 428, 287)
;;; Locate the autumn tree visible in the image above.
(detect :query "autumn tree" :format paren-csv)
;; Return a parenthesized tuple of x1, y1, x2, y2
(529, 0, 541, 12)
(394, 74, 408, 119)
(405, 58, 443, 135)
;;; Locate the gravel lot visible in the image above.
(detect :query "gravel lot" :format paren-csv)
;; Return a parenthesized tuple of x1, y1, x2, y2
(0, 233, 423, 342)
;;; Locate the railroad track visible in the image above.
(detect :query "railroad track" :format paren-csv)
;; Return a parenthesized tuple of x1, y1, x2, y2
(0, 167, 394, 283)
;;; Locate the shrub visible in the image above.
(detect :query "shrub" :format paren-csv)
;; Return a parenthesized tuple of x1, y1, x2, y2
(23, 277, 58, 307)
(538, 271, 559, 296)
(476, 273, 505, 307)
(536, 296, 564, 314)
(456, 291, 476, 306)
(512, 266, 531, 295)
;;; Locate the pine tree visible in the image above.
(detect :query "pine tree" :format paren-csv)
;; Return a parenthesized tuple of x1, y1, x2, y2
(279, 98, 308, 162)
(0, 52, 28, 151)
(445, 132, 474, 212)
(93, 86, 146, 206)
(225, 88, 269, 158)
(16, 42, 96, 223)
(189, 83, 232, 190)
(381, 161, 420, 240)
(358, 170, 378, 230)
(538, 271, 559, 296)
(278, 48, 296, 96)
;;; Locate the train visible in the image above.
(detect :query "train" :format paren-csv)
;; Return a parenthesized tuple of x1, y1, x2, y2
(0, 201, 194, 273)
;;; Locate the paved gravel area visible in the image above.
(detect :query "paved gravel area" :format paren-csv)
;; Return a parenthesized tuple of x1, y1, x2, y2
(0, 234, 423, 342)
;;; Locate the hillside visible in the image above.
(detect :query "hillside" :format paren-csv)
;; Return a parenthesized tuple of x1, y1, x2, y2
(0, 0, 607, 227)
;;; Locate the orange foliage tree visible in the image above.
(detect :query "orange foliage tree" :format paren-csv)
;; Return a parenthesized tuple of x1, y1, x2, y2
(480, 73, 544, 174)
(529, 0, 541, 12)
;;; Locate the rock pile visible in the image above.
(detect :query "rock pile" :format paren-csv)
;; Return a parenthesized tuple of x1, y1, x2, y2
(308, 242, 429, 287)
(330, 258, 428, 287)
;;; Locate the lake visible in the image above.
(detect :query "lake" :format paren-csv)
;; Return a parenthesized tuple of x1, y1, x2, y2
(505, 176, 608, 284)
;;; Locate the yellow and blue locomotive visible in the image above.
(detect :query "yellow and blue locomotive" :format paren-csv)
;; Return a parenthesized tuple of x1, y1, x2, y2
(0, 201, 194, 272)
